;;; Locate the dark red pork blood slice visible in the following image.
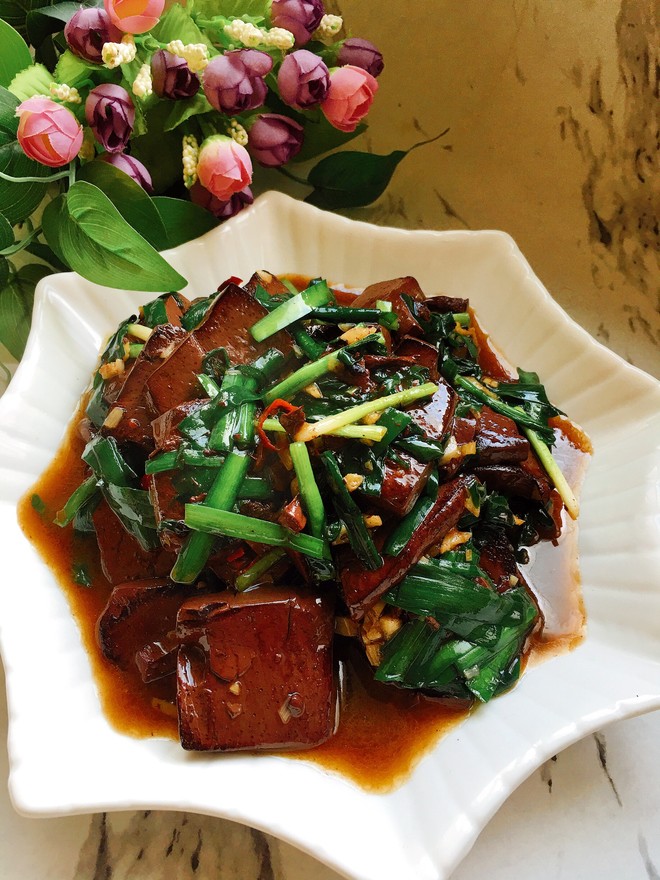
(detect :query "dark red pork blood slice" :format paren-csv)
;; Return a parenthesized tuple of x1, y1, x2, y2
(474, 406, 530, 465)
(477, 530, 521, 593)
(340, 475, 470, 619)
(135, 631, 180, 682)
(439, 414, 478, 479)
(96, 578, 190, 669)
(151, 400, 208, 452)
(146, 334, 207, 414)
(193, 283, 293, 364)
(92, 498, 175, 585)
(148, 471, 186, 547)
(175, 587, 336, 751)
(163, 292, 190, 326)
(351, 276, 429, 337)
(404, 377, 457, 441)
(366, 452, 433, 518)
(394, 336, 440, 381)
(242, 270, 290, 297)
(102, 323, 187, 448)
(424, 294, 469, 313)
(472, 448, 553, 504)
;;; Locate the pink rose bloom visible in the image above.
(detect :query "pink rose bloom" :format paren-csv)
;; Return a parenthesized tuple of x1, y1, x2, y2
(16, 96, 83, 167)
(103, 0, 164, 34)
(320, 65, 379, 133)
(197, 136, 253, 203)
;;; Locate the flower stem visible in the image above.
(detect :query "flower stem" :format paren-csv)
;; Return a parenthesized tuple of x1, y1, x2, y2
(0, 225, 43, 257)
(276, 165, 309, 187)
(0, 169, 69, 184)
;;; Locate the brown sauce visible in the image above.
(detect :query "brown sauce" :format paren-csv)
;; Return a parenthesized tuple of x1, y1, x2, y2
(17, 351, 592, 794)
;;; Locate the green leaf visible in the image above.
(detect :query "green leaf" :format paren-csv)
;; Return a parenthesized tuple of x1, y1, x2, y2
(54, 47, 112, 88)
(151, 196, 218, 248)
(41, 181, 188, 291)
(193, 0, 268, 22)
(0, 213, 14, 250)
(305, 148, 409, 210)
(293, 117, 366, 164)
(130, 103, 182, 193)
(8, 62, 54, 101)
(0, 20, 32, 89)
(0, 86, 19, 141)
(0, 117, 51, 226)
(27, 1, 100, 50)
(78, 160, 169, 250)
(0, 262, 50, 359)
(24, 239, 68, 271)
(153, 2, 207, 45)
(0, 256, 9, 289)
(164, 93, 213, 132)
(0, 0, 43, 38)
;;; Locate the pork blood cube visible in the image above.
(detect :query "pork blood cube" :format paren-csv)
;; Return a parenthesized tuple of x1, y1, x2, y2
(176, 587, 336, 751)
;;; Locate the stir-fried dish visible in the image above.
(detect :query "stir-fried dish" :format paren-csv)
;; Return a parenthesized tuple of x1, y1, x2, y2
(49, 271, 586, 753)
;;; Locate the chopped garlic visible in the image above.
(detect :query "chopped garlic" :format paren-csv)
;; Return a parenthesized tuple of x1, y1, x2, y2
(440, 528, 472, 555)
(339, 325, 378, 344)
(303, 383, 323, 399)
(99, 358, 125, 380)
(343, 473, 364, 492)
(102, 406, 124, 429)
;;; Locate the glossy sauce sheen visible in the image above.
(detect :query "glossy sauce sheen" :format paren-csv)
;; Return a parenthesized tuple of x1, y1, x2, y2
(18, 398, 591, 793)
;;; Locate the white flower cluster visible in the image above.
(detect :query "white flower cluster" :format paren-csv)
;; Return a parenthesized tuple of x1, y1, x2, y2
(182, 134, 199, 189)
(102, 34, 136, 69)
(227, 118, 248, 146)
(263, 27, 295, 50)
(132, 64, 153, 98)
(312, 14, 343, 45)
(49, 83, 81, 104)
(166, 40, 209, 73)
(223, 19, 262, 47)
(223, 19, 294, 51)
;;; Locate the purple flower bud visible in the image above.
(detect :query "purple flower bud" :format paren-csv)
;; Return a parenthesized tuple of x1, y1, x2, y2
(64, 8, 122, 64)
(190, 182, 254, 219)
(151, 49, 200, 100)
(337, 38, 384, 78)
(248, 114, 304, 167)
(277, 49, 329, 110)
(99, 153, 153, 193)
(85, 84, 135, 154)
(270, 0, 324, 47)
(203, 49, 272, 115)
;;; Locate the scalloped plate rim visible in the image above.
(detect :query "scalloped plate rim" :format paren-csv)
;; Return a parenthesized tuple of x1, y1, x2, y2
(0, 192, 659, 880)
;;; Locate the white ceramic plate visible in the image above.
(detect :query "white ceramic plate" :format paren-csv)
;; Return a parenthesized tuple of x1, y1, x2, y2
(0, 192, 659, 880)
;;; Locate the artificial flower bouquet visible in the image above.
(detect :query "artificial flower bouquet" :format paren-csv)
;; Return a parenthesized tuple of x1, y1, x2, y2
(0, 0, 405, 363)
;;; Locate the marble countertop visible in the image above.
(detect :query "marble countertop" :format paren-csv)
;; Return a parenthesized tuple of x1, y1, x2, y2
(1, 1, 658, 878)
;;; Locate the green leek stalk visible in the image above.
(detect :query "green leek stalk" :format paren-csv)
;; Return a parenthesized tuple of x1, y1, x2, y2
(235, 547, 287, 591)
(295, 382, 438, 443)
(171, 450, 251, 583)
(250, 280, 332, 342)
(184, 505, 332, 560)
(260, 418, 386, 442)
(289, 442, 325, 538)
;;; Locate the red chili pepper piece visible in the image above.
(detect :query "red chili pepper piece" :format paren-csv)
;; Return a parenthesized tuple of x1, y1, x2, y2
(257, 398, 299, 451)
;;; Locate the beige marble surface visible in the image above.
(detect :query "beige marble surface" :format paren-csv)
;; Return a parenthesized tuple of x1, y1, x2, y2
(334, 0, 659, 378)
(1, 2, 658, 879)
